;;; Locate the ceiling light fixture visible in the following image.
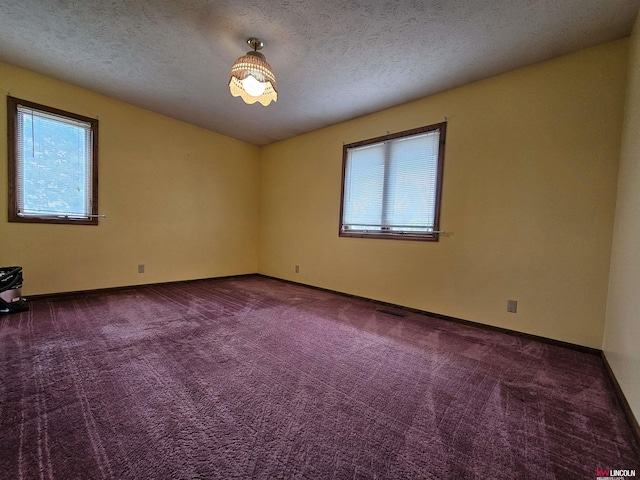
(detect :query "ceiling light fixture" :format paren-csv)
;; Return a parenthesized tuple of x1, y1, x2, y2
(229, 38, 277, 106)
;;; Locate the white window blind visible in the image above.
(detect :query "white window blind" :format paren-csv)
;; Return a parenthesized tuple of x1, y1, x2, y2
(16, 106, 93, 218)
(341, 126, 444, 238)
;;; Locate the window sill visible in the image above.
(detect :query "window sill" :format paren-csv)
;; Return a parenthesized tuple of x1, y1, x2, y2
(339, 231, 439, 242)
(9, 214, 99, 226)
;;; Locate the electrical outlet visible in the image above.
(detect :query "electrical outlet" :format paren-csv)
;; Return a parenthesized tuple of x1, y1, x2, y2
(295, 265, 300, 273)
(507, 299, 517, 313)
(138, 264, 145, 274)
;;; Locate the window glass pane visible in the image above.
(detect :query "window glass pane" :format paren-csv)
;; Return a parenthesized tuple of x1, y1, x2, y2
(17, 107, 92, 217)
(343, 143, 385, 230)
(386, 131, 440, 230)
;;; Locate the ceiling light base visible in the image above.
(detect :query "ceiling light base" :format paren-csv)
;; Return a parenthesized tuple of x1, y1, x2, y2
(247, 38, 264, 51)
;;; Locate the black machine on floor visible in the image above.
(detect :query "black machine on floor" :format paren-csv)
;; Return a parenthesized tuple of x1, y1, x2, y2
(0, 266, 29, 314)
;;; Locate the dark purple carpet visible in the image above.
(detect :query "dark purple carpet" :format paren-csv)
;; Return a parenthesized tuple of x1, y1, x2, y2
(0, 275, 638, 479)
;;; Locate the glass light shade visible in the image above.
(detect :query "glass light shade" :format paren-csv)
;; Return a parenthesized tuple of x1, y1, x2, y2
(229, 51, 277, 106)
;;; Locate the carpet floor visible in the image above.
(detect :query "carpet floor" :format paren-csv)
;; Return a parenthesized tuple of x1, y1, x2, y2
(0, 275, 638, 479)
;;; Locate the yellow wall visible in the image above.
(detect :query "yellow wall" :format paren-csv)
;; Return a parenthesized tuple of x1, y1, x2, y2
(0, 62, 260, 295)
(604, 14, 640, 422)
(259, 40, 628, 349)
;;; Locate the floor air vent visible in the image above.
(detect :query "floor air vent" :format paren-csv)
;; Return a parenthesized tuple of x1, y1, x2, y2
(377, 309, 407, 318)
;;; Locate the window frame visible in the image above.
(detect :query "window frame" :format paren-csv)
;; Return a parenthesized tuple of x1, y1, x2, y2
(7, 96, 99, 226)
(339, 122, 446, 242)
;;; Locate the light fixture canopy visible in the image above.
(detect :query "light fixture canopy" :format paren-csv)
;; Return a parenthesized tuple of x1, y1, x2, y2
(229, 38, 277, 106)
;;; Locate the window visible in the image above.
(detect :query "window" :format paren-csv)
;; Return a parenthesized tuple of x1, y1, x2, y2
(7, 96, 99, 225)
(339, 122, 446, 241)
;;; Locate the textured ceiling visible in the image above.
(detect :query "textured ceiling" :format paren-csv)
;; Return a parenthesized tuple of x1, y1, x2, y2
(0, 1, 638, 146)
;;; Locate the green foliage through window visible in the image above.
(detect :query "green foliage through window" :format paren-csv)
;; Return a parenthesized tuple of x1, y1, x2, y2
(7, 97, 99, 225)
